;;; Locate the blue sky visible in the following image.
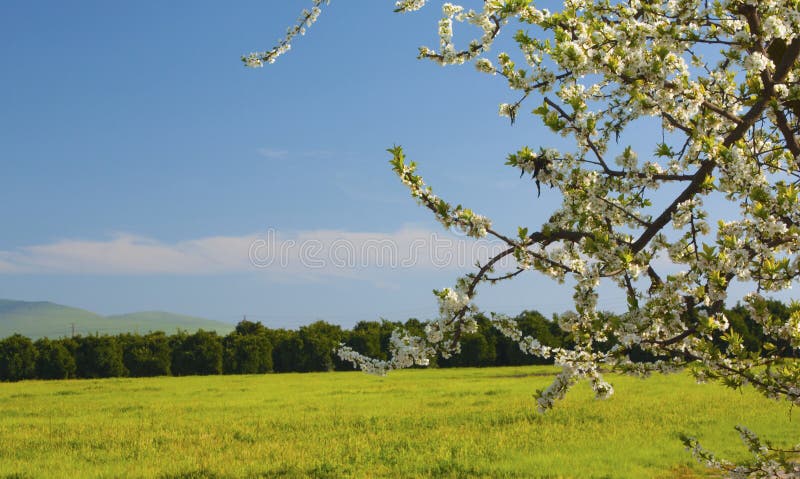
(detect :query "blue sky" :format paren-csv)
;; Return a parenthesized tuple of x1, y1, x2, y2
(2, 1, 771, 327)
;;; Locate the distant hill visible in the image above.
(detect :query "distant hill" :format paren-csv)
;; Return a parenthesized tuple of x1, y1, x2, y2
(105, 311, 235, 335)
(0, 299, 234, 339)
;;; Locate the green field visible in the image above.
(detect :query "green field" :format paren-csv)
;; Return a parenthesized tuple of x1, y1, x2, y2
(0, 366, 795, 478)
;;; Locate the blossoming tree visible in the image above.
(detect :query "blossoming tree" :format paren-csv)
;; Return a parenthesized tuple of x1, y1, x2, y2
(246, 1, 800, 476)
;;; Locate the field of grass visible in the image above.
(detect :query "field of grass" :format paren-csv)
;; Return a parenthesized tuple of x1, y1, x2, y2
(0, 366, 796, 478)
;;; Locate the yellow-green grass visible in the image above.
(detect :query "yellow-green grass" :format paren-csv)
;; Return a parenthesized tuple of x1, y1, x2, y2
(0, 367, 795, 478)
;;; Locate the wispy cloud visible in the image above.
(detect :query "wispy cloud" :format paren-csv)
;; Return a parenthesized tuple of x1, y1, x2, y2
(0, 227, 509, 281)
(256, 148, 289, 160)
(257, 148, 340, 161)
(0, 233, 258, 275)
(0, 257, 20, 273)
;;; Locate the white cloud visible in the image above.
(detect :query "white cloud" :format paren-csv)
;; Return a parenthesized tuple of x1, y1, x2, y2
(0, 233, 259, 275)
(0, 227, 510, 280)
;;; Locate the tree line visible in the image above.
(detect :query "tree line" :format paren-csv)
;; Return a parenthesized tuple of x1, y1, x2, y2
(0, 300, 791, 382)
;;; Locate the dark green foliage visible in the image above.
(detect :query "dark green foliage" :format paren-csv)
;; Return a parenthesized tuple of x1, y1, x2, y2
(234, 319, 267, 336)
(298, 321, 344, 372)
(171, 330, 223, 376)
(0, 334, 37, 381)
(440, 314, 497, 368)
(764, 300, 794, 353)
(223, 321, 273, 374)
(120, 332, 172, 377)
(346, 321, 388, 361)
(494, 311, 563, 366)
(267, 328, 305, 373)
(35, 338, 76, 380)
(75, 335, 127, 378)
(341, 320, 406, 370)
(443, 333, 495, 367)
(1, 300, 793, 381)
(725, 307, 763, 353)
(706, 301, 791, 356)
(266, 321, 345, 372)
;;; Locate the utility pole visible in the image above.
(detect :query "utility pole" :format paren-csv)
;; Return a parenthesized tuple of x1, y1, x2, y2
(70, 323, 75, 338)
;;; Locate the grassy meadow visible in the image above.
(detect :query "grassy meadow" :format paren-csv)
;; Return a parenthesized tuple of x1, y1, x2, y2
(0, 366, 796, 478)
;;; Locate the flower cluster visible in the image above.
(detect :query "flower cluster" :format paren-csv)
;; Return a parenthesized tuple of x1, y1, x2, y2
(337, 329, 434, 376)
(242, 0, 328, 67)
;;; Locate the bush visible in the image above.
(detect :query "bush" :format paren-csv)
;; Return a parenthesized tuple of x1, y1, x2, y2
(0, 334, 37, 381)
(35, 338, 76, 379)
(171, 330, 223, 376)
(75, 335, 127, 378)
(120, 332, 172, 377)
(223, 332, 273, 374)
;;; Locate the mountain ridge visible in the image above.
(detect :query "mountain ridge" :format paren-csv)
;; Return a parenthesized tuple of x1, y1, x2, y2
(0, 299, 234, 339)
